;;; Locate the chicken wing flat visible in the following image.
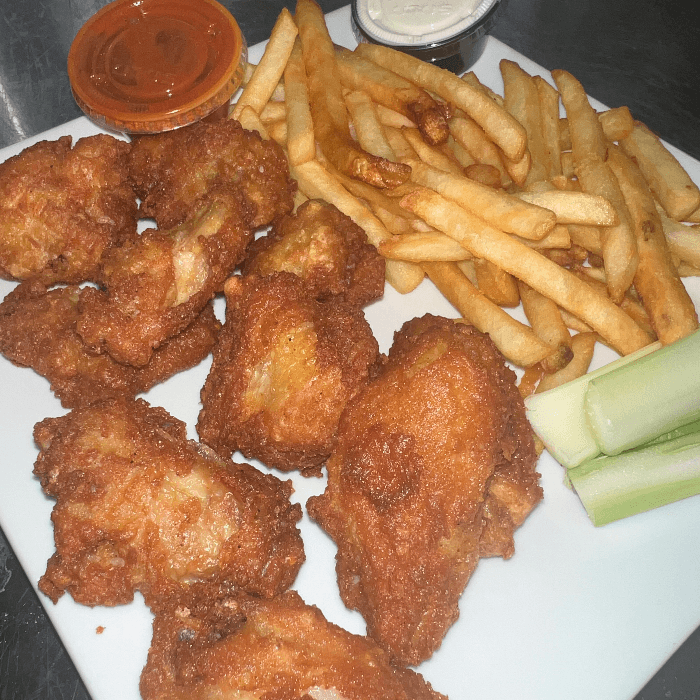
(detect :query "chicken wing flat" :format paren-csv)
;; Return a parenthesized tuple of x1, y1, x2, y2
(242, 198, 385, 308)
(0, 134, 137, 283)
(34, 398, 305, 609)
(140, 588, 446, 700)
(77, 186, 251, 367)
(307, 315, 542, 665)
(129, 118, 296, 230)
(197, 273, 380, 476)
(0, 280, 219, 408)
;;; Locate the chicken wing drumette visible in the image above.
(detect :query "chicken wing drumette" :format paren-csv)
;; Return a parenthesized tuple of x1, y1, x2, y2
(197, 273, 380, 476)
(307, 315, 542, 665)
(34, 398, 305, 609)
(140, 588, 446, 700)
(0, 279, 219, 408)
(128, 118, 296, 230)
(0, 134, 137, 283)
(242, 198, 385, 308)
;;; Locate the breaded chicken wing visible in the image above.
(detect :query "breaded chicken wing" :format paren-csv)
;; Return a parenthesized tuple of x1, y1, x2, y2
(242, 199, 385, 308)
(129, 118, 296, 230)
(0, 134, 137, 283)
(140, 588, 446, 700)
(77, 187, 251, 366)
(0, 280, 219, 408)
(307, 315, 542, 665)
(197, 273, 380, 476)
(34, 398, 305, 609)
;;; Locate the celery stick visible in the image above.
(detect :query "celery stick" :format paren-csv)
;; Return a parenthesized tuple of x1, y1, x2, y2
(584, 329, 700, 455)
(524, 341, 660, 468)
(568, 428, 700, 526)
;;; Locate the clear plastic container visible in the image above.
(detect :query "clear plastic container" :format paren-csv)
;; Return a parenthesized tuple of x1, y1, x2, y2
(68, 0, 247, 134)
(351, 0, 505, 74)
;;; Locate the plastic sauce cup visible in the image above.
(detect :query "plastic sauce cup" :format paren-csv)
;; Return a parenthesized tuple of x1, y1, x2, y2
(68, 0, 247, 134)
(351, 0, 506, 74)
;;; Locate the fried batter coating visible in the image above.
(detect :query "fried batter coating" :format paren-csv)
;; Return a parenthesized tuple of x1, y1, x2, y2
(242, 199, 385, 308)
(197, 273, 380, 476)
(0, 280, 219, 408)
(0, 135, 137, 283)
(307, 315, 542, 665)
(77, 187, 251, 367)
(34, 398, 305, 609)
(129, 118, 296, 230)
(140, 588, 446, 700)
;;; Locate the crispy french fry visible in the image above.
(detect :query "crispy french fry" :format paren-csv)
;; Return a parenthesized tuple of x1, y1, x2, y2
(290, 159, 424, 293)
(345, 89, 396, 161)
(375, 104, 416, 129)
(517, 190, 618, 226)
(474, 258, 520, 307)
(355, 43, 527, 162)
(567, 224, 603, 256)
(599, 105, 635, 141)
(401, 128, 464, 174)
(405, 158, 556, 240)
(535, 331, 598, 393)
(267, 118, 287, 147)
(296, 0, 410, 188)
(403, 187, 653, 354)
(656, 205, 700, 268)
(335, 48, 449, 145)
(500, 59, 547, 185)
(461, 71, 505, 106)
(448, 114, 510, 186)
(232, 8, 298, 120)
(620, 122, 700, 220)
(464, 164, 503, 189)
(422, 262, 552, 367)
(284, 39, 316, 165)
(533, 75, 563, 182)
(607, 145, 699, 344)
(378, 232, 472, 262)
(515, 224, 572, 250)
(259, 101, 287, 123)
(446, 135, 476, 168)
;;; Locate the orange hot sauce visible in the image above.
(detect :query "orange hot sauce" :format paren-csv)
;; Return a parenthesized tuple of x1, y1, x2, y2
(68, 0, 247, 134)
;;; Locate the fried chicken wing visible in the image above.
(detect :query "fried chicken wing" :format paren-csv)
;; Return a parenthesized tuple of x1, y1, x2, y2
(242, 198, 385, 308)
(0, 134, 137, 283)
(140, 588, 446, 700)
(0, 280, 219, 407)
(34, 398, 305, 609)
(77, 187, 251, 366)
(307, 315, 542, 665)
(197, 273, 380, 476)
(129, 118, 296, 230)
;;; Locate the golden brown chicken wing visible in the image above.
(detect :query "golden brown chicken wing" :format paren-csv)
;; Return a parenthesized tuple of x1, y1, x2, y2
(0, 280, 219, 408)
(307, 315, 542, 665)
(34, 398, 305, 609)
(128, 118, 296, 230)
(76, 186, 251, 367)
(197, 273, 380, 476)
(242, 199, 385, 308)
(0, 134, 137, 283)
(140, 588, 446, 700)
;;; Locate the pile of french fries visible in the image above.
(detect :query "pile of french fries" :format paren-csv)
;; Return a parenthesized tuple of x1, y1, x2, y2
(230, 0, 700, 395)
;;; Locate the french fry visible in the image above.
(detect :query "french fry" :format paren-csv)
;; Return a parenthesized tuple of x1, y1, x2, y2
(535, 331, 598, 393)
(567, 223, 603, 256)
(533, 75, 563, 182)
(236, 105, 270, 139)
(290, 159, 424, 293)
(517, 190, 618, 226)
(344, 89, 396, 161)
(464, 163, 503, 189)
(259, 101, 287, 123)
(461, 71, 505, 106)
(474, 258, 520, 307)
(335, 48, 449, 145)
(558, 106, 635, 151)
(355, 42, 528, 162)
(422, 262, 553, 367)
(405, 158, 556, 240)
(296, 0, 410, 188)
(516, 224, 571, 250)
(656, 205, 700, 268)
(283, 39, 316, 165)
(232, 8, 298, 120)
(401, 128, 464, 174)
(607, 145, 699, 344)
(500, 59, 547, 185)
(402, 187, 653, 355)
(375, 104, 416, 129)
(378, 232, 472, 262)
(619, 122, 700, 220)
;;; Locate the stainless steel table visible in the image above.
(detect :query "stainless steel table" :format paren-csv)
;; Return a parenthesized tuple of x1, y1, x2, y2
(1, 1, 699, 698)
